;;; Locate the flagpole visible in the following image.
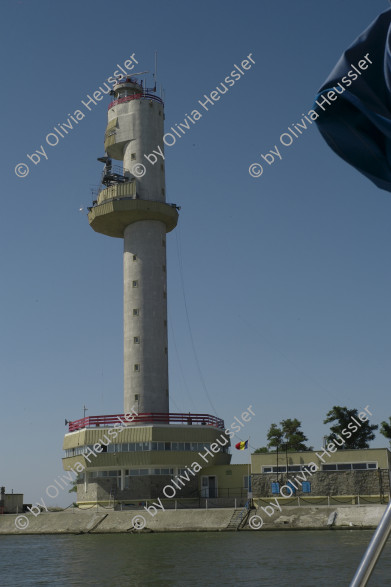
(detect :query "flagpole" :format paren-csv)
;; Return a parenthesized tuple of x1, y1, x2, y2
(247, 435, 252, 506)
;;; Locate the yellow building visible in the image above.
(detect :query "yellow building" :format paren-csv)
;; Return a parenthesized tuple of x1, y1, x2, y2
(250, 448, 391, 503)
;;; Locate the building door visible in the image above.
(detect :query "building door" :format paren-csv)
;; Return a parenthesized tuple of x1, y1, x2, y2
(201, 475, 218, 498)
(208, 476, 217, 498)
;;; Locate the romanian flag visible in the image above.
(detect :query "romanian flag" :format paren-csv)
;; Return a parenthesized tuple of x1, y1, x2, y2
(235, 440, 248, 450)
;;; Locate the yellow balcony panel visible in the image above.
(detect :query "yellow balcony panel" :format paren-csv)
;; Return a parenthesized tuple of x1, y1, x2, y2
(63, 430, 87, 451)
(97, 182, 136, 205)
(63, 425, 228, 450)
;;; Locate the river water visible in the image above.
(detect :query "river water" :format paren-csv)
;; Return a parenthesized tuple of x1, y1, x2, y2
(1, 530, 390, 586)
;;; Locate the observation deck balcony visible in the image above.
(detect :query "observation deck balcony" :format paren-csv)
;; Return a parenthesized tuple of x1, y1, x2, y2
(108, 92, 163, 110)
(88, 192, 179, 238)
(67, 412, 225, 432)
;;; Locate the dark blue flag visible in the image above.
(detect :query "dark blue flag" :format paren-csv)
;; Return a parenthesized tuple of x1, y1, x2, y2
(314, 8, 391, 192)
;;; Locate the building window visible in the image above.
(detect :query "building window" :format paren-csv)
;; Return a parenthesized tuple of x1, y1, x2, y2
(262, 464, 327, 474)
(162, 188, 165, 196)
(321, 462, 378, 471)
(270, 466, 287, 473)
(302, 482, 311, 493)
(135, 394, 139, 400)
(164, 347, 167, 354)
(68, 441, 217, 457)
(133, 309, 139, 316)
(126, 468, 174, 477)
(132, 280, 138, 288)
(271, 482, 280, 494)
(164, 319, 167, 327)
(133, 255, 137, 261)
(131, 153, 136, 160)
(134, 364, 140, 372)
(162, 264, 166, 272)
(134, 337, 140, 344)
(323, 464, 337, 471)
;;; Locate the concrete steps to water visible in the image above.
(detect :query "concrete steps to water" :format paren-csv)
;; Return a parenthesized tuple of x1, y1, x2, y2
(225, 507, 249, 531)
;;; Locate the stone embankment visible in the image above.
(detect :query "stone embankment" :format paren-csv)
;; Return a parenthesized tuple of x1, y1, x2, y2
(0, 505, 386, 534)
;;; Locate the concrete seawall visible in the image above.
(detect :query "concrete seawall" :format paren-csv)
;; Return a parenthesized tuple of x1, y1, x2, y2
(0, 505, 386, 535)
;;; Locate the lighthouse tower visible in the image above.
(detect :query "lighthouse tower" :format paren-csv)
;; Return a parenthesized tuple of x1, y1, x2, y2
(62, 74, 230, 506)
(88, 76, 178, 414)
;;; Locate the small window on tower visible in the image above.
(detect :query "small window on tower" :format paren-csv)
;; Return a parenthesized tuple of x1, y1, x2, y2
(160, 164, 164, 171)
(164, 347, 167, 354)
(133, 255, 137, 261)
(161, 188, 165, 196)
(135, 394, 139, 400)
(131, 153, 136, 160)
(132, 280, 138, 288)
(134, 336, 140, 344)
(134, 364, 140, 372)
(133, 309, 139, 316)
(162, 265, 166, 272)
(164, 320, 167, 327)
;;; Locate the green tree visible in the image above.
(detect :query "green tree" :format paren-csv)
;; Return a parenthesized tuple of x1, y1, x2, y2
(380, 417, 391, 446)
(267, 423, 284, 448)
(266, 418, 309, 451)
(324, 406, 377, 449)
(68, 479, 78, 494)
(68, 474, 83, 494)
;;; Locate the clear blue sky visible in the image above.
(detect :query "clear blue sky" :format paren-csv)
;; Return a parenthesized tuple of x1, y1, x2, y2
(2, 0, 390, 506)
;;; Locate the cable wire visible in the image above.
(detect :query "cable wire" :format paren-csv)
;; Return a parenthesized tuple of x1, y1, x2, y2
(175, 227, 218, 415)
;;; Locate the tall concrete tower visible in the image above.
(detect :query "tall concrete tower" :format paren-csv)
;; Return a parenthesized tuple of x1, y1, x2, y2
(63, 74, 230, 507)
(88, 76, 178, 414)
